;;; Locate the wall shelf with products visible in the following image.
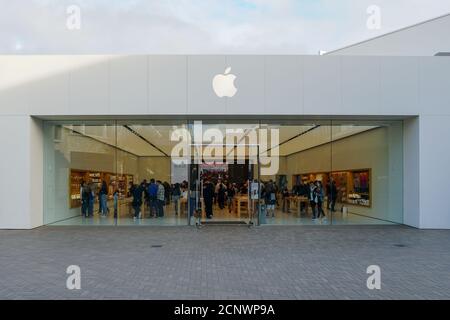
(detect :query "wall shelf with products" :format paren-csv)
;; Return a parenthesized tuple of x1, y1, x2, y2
(292, 168, 371, 208)
(69, 169, 133, 208)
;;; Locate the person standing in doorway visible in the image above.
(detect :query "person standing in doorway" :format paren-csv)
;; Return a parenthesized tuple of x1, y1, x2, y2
(217, 180, 226, 210)
(226, 182, 235, 213)
(203, 180, 214, 219)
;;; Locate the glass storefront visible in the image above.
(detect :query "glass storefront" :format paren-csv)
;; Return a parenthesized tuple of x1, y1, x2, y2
(43, 119, 403, 226)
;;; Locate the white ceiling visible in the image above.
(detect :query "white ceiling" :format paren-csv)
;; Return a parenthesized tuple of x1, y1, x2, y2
(65, 123, 377, 158)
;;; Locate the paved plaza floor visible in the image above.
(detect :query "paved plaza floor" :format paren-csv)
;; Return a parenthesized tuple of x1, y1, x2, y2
(0, 225, 449, 299)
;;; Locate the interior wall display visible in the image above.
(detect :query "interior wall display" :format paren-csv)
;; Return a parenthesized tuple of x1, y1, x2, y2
(69, 169, 133, 208)
(295, 169, 371, 207)
(347, 169, 371, 207)
(298, 172, 330, 191)
(69, 170, 86, 209)
(330, 171, 349, 204)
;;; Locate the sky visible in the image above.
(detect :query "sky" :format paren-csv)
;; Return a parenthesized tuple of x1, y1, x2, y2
(1, 0, 450, 54)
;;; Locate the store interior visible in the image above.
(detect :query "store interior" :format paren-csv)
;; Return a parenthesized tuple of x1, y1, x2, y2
(43, 120, 403, 226)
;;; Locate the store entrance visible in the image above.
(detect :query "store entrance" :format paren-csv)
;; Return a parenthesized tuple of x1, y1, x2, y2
(189, 159, 260, 226)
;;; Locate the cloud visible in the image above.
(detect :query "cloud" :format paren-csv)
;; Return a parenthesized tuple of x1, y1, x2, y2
(0, 0, 449, 54)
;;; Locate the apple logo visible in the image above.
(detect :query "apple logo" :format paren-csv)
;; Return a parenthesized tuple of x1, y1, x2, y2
(212, 67, 237, 98)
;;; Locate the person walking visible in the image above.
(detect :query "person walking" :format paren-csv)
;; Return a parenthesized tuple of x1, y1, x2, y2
(315, 181, 326, 221)
(308, 181, 317, 220)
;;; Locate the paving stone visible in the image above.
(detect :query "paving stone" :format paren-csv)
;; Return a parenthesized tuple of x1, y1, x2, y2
(0, 225, 449, 299)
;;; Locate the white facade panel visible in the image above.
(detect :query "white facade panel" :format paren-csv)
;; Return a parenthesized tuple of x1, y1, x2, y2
(225, 55, 265, 115)
(303, 56, 341, 115)
(0, 56, 31, 115)
(419, 115, 450, 229)
(380, 57, 419, 115)
(110, 55, 148, 115)
(0, 116, 34, 228)
(419, 57, 450, 116)
(149, 55, 187, 114)
(264, 55, 303, 115)
(187, 55, 227, 114)
(341, 56, 380, 115)
(68, 56, 109, 115)
(403, 117, 420, 228)
(30, 71, 69, 115)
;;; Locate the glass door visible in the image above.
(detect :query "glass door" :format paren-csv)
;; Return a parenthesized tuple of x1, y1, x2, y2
(188, 120, 260, 226)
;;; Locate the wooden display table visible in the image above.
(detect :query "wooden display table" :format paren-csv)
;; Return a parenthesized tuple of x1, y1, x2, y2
(233, 196, 249, 217)
(178, 197, 188, 215)
(284, 196, 309, 215)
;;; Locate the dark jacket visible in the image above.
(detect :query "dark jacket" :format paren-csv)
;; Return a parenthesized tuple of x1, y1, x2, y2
(132, 185, 143, 206)
(203, 183, 214, 200)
